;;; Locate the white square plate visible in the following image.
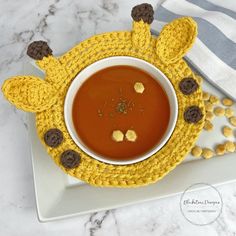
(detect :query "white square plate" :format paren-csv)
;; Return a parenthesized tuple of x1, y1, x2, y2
(24, 62, 236, 222)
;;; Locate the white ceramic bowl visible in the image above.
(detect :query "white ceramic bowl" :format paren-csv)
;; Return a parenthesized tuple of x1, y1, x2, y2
(64, 56, 178, 165)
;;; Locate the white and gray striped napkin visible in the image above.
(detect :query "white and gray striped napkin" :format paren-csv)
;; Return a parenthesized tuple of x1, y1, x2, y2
(151, 0, 236, 100)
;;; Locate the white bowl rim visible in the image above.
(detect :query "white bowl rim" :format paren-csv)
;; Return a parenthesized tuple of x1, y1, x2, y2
(64, 56, 178, 165)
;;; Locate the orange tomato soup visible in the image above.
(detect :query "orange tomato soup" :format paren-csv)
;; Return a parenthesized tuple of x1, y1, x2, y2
(72, 65, 170, 161)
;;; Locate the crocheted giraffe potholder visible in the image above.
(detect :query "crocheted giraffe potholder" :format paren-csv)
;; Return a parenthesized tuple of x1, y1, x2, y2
(2, 3, 205, 187)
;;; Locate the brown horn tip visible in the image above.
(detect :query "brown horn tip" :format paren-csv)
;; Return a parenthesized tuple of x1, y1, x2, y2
(131, 3, 154, 24)
(27, 41, 53, 60)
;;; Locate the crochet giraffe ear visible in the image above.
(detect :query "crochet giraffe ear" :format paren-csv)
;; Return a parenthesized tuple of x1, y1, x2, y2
(1, 76, 57, 112)
(156, 17, 197, 64)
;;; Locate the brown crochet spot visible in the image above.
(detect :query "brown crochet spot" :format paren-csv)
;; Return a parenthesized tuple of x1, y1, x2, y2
(44, 129, 63, 147)
(131, 3, 154, 24)
(27, 41, 52, 60)
(184, 106, 203, 124)
(179, 77, 199, 95)
(60, 150, 81, 169)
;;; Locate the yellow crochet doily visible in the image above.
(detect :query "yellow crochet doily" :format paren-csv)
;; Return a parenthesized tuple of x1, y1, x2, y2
(2, 4, 205, 187)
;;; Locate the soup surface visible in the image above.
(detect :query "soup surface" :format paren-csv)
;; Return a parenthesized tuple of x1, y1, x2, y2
(72, 65, 170, 161)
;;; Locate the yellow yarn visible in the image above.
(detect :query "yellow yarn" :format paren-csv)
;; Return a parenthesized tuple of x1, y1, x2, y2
(1, 15, 205, 187)
(132, 20, 151, 49)
(2, 76, 57, 112)
(156, 17, 197, 64)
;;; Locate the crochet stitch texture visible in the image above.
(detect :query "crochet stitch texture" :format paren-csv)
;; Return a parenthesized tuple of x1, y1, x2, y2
(2, 3, 205, 187)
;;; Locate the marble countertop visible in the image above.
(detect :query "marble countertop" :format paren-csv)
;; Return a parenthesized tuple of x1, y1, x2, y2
(0, 0, 236, 235)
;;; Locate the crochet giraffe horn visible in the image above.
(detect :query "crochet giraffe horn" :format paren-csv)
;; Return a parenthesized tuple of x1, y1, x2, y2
(131, 3, 154, 49)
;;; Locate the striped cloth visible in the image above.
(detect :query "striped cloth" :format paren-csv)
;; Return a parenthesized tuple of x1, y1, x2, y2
(151, 0, 236, 100)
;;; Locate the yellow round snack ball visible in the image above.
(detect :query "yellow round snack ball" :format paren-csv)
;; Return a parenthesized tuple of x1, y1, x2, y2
(225, 141, 235, 153)
(204, 120, 213, 131)
(125, 130, 137, 142)
(205, 111, 214, 121)
(214, 107, 225, 116)
(191, 146, 202, 157)
(215, 144, 226, 156)
(209, 95, 219, 104)
(205, 101, 213, 112)
(202, 148, 214, 159)
(134, 82, 145, 94)
(112, 130, 124, 142)
(225, 108, 234, 118)
(229, 116, 236, 127)
(222, 126, 233, 137)
(222, 98, 234, 106)
(203, 91, 210, 101)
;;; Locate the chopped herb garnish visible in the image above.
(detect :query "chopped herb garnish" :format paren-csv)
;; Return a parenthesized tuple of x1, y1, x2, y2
(116, 100, 128, 114)
(97, 88, 140, 118)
